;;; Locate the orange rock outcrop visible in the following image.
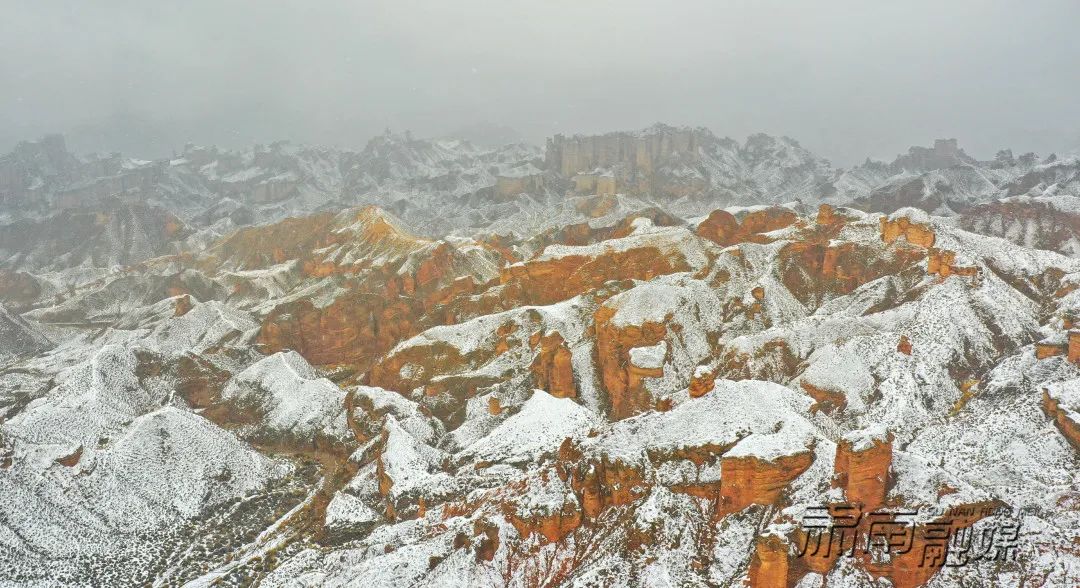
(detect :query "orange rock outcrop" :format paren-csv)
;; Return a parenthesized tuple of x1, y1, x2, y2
(530, 332, 577, 398)
(815, 203, 848, 226)
(1043, 390, 1080, 452)
(865, 501, 1005, 588)
(926, 248, 978, 278)
(800, 381, 847, 414)
(688, 369, 715, 398)
(897, 335, 912, 355)
(749, 534, 791, 588)
(718, 451, 815, 515)
(1036, 342, 1067, 359)
(777, 240, 925, 307)
(557, 441, 650, 521)
(833, 434, 892, 511)
(696, 207, 798, 247)
(173, 294, 193, 317)
(1069, 331, 1080, 364)
(507, 505, 582, 543)
(880, 215, 936, 248)
(593, 306, 668, 420)
(55, 446, 83, 467)
(499, 245, 687, 308)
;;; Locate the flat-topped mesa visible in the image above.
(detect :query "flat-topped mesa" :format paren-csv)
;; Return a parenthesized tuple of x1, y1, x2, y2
(545, 126, 703, 179)
(879, 214, 936, 248)
(833, 429, 893, 511)
(544, 126, 719, 199)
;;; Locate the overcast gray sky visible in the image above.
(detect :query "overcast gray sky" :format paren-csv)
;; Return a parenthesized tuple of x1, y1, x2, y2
(2, 0, 1079, 165)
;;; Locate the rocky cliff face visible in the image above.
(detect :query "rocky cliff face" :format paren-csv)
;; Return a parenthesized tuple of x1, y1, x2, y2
(4, 126, 1080, 586)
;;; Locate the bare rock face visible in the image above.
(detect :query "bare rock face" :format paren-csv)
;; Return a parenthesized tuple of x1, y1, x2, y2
(927, 248, 979, 278)
(696, 207, 798, 246)
(593, 305, 668, 420)
(833, 431, 892, 511)
(566, 456, 649, 520)
(865, 501, 1005, 588)
(718, 451, 815, 516)
(800, 380, 847, 414)
(1043, 388, 1080, 452)
(748, 534, 791, 588)
(688, 367, 715, 398)
(897, 334, 913, 355)
(880, 214, 936, 248)
(530, 332, 577, 399)
(258, 292, 421, 373)
(498, 241, 690, 307)
(777, 237, 925, 308)
(546, 125, 706, 198)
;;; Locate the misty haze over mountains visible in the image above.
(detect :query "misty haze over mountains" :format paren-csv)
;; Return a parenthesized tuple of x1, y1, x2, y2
(7, 1, 1080, 586)
(5, 1, 1080, 165)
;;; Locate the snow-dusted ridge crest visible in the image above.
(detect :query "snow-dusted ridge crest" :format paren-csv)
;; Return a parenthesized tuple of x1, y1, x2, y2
(2, 127, 1080, 585)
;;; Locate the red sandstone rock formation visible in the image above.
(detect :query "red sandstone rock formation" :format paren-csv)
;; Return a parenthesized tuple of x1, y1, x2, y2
(926, 248, 978, 278)
(507, 505, 582, 544)
(1069, 331, 1080, 364)
(688, 368, 715, 398)
(499, 245, 688, 308)
(864, 501, 1005, 588)
(718, 451, 815, 516)
(55, 446, 82, 467)
(530, 332, 577, 398)
(800, 381, 847, 414)
(593, 306, 668, 420)
(897, 335, 913, 355)
(173, 294, 193, 317)
(833, 433, 892, 511)
(1043, 390, 1080, 452)
(815, 203, 848, 226)
(696, 207, 798, 247)
(1036, 342, 1067, 360)
(777, 240, 925, 307)
(749, 534, 791, 588)
(880, 215, 936, 248)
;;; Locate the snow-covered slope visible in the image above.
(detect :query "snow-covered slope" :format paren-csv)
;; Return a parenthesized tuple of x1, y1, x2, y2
(3, 126, 1080, 586)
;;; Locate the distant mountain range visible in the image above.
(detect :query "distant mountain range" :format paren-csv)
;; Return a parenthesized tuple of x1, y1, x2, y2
(3, 124, 1080, 585)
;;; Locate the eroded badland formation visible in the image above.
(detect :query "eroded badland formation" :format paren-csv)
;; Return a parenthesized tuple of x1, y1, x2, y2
(1, 124, 1080, 586)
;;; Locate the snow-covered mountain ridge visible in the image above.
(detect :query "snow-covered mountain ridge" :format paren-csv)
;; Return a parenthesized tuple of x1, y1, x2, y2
(2, 126, 1080, 586)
